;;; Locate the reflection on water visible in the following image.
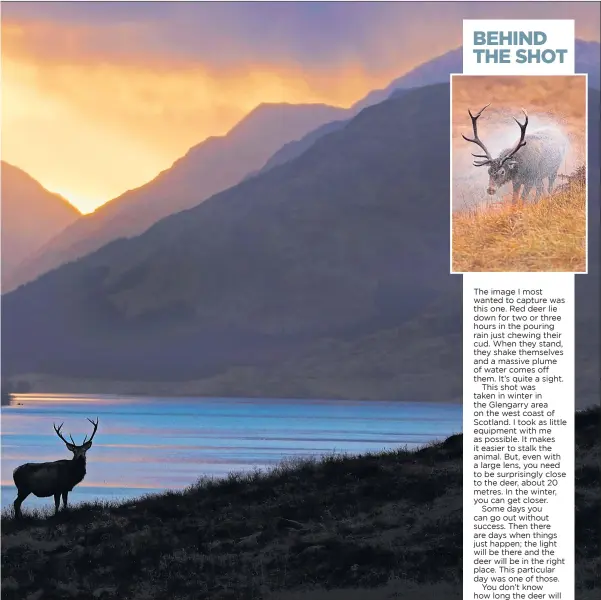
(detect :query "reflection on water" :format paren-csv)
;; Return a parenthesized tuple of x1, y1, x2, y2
(1, 394, 462, 510)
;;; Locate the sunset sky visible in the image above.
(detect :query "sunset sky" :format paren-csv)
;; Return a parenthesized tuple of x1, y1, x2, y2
(1, 1, 599, 213)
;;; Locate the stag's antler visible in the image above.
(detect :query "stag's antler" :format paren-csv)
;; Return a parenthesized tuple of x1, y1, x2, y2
(500, 109, 528, 165)
(53, 422, 73, 445)
(82, 417, 99, 445)
(53, 419, 99, 446)
(462, 104, 493, 166)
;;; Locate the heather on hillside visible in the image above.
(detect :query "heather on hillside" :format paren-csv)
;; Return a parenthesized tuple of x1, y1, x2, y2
(1, 406, 598, 600)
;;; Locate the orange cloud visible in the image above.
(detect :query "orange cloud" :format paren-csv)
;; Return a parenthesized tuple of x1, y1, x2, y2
(1, 19, 400, 213)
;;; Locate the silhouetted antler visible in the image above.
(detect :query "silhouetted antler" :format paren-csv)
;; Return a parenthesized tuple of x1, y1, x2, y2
(53, 423, 73, 446)
(82, 417, 99, 445)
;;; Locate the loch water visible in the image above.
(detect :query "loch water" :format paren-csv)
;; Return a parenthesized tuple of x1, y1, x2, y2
(1, 394, 462, 511)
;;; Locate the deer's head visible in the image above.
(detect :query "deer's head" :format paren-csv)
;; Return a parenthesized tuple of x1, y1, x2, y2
(53, 418, 99, 459)
(462, 104, 529, 195)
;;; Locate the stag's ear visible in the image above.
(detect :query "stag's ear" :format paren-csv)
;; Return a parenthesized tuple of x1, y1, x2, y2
(82, 441, 93, 450)
(507, 160, 518, 170)
(66, 443, 77, 453)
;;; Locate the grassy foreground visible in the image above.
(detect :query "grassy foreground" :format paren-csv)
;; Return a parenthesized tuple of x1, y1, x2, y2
(452, 167, 586, 272)
(1, 406, 598, 600)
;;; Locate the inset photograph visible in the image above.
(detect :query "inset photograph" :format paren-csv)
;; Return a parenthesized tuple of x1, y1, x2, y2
(450, 75, 587, 273)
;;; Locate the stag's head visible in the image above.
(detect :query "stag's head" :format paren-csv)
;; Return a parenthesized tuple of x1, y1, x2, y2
(462, 104, 529, 195)
(53, 418, 99, 459)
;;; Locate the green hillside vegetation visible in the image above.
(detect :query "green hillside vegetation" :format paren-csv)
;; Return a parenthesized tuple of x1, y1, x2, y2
(1, 406, 598, 600)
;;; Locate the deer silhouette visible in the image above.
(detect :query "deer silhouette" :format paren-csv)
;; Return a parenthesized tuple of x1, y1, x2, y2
(13, 418, 99, 518)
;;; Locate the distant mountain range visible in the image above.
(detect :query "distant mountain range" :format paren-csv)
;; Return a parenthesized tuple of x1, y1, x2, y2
(258, 39, 600, 176)
(247, 119, 349, 180)
(3, 103, 346, 293)
(1, 161, 80, 290)
(2, 84, 455, 385)
(3, 84, 599, 408)
(5, 40, 599, 293)
(357, 39, 600, 109)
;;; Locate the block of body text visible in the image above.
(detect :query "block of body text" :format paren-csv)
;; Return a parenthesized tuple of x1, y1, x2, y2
(463, 273, 574, 600)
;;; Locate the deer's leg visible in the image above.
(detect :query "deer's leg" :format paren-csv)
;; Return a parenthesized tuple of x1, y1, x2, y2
(54, 493, 61, 515)
(548, 171, 558, 195)
(511, 181, 521, 205)
(14, 491, 30, 519)
(535, 182, 544, 201)
(62, 491, 69, 510)
(521, 185, 533, 204)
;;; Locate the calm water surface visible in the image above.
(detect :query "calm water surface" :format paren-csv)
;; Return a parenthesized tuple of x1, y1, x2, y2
(1, 394, 462, 511)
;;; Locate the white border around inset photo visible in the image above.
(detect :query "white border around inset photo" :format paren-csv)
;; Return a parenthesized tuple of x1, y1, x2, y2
(449, 73, 589, 275)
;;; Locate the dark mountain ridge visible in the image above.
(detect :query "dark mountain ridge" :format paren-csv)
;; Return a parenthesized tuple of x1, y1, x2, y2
(2, 84, 454, 382)
(1, 161, 80, 289)
(2, 85, 599, 407)
(358, 39, 600, 110)
(5, 103, 346, 293)
(254, 40, 599, 178)
(6, 40, 598, 295)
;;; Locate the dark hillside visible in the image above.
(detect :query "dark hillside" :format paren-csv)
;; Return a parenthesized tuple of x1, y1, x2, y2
(1, 406, 598, 600)
(2, 84, 453, 382)
(2, 88, 599, 408)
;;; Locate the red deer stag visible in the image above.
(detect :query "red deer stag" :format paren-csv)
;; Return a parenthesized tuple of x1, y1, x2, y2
(463, 104, 566, 204)
(13, 418, 99, 518)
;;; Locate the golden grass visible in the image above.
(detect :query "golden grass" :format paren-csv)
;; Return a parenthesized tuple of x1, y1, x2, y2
(452, 181, 586, 272)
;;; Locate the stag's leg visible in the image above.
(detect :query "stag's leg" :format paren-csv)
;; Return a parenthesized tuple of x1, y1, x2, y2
(535, 183, 544, 202)
(14, 491, 30, 519)
(62, 491, 69, 510)
(511, 181, 522, 205)
(522, 185, 533, 204)
(548, 171, 558, 195)
(54, 493, 61, 515)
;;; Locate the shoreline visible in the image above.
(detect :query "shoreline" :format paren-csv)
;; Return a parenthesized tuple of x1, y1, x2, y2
(2, 406, 598, 600)
(2, 389, 463, 404)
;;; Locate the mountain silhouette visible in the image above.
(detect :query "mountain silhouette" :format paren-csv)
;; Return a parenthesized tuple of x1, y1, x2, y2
(254, 92, 416, 178)
(3, 84, 598, 408)
(1, 161, 80, 290)
(2, 84, 454, 381)
(253, 119, 349, 177)
(254, 40, 600, 179)
(6, 41, 597, 294)
(4, 103, 346, 293)
(358, 39, 600, 110)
